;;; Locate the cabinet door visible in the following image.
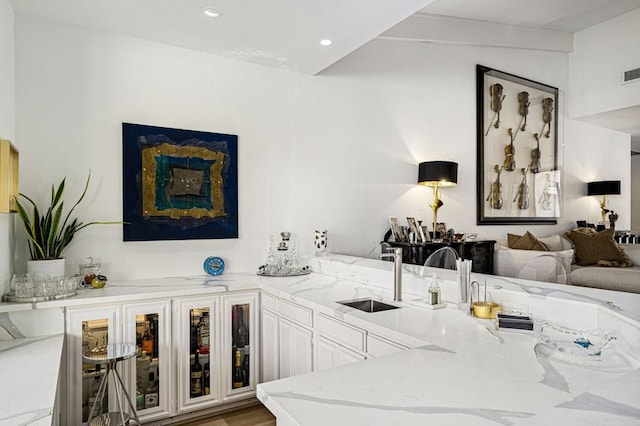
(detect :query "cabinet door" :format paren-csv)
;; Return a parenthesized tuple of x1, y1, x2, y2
(66, 305, 121, 426)
(261, 308, 279, 383)
(279, 317, 313, 378)
(222, 293, 258, 401)
(316, 335, 366, 371)
(175, 297, 220, 413)
(123, 300, 172, 421)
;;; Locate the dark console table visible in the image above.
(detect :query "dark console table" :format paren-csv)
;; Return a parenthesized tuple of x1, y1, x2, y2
(385, 240, 496, 274)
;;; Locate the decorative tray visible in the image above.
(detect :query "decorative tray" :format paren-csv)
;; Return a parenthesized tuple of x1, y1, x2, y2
(3, 290, 77, 303)
(256, 267, 311, 277)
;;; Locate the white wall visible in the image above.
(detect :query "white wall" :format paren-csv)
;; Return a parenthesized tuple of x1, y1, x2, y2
(633, 155, 640, 231)
(0, 0, 15, 295)
(14, 16, 631, 280)
(569, 8, 640, 118)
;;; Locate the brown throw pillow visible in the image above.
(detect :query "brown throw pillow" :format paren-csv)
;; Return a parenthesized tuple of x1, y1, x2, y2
(570, 228, 632, 267)
(507, 231, 548, 251)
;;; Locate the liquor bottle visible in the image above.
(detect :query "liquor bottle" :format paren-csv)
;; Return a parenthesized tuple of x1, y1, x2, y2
(136, 328, 142, 356)
(236, 306, 248, 348)
(136, 351, 150, 393)
(233, 349, 244, 389)
(149, 315, 158, 359)
(141, 321, 153, 355)
(190, 350, 203, 398)
(203, 359, 210, 395)
(190, 310, 198, 354)
(145, 371, 159, 408)
(199, 311, 210, 354)
(242, 345, 250, 386)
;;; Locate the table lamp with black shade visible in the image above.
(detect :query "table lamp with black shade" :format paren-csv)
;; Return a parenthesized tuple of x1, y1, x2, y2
(418, 161, 458, 239)
(587, 180, 620, 227)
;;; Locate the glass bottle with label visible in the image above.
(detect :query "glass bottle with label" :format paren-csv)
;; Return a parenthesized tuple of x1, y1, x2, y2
(233, 349, 244, 389)
(199, 311, 210, 354)
(190, 350, 203, 398)
(141, 321, 153, 355)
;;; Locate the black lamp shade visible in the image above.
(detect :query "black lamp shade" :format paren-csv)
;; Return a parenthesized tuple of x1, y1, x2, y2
(587, 180, 620, 196)
(418, 161, 458, 187)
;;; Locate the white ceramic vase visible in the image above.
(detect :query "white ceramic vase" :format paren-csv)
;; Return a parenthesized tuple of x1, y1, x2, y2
(27, 258, 66, 278)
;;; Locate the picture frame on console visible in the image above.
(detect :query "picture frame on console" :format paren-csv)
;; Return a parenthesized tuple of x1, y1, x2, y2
(476, 65, 562, 225)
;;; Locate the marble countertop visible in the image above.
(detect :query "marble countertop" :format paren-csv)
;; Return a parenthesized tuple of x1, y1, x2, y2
(2, 254, 640, 425)
(0, 334, 64, 425)
(257, 255, 640, 425)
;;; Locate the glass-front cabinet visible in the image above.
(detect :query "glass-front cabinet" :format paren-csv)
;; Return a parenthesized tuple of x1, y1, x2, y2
(66, 305, 121, 426)
(123, 300, 172, 422)
(176, 297, 220, 413)
(222, 293, 258, 401)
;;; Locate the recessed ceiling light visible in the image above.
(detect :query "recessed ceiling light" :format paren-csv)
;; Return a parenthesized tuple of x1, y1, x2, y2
(203, 8, 220, 18)
(320, 39, 333, 46)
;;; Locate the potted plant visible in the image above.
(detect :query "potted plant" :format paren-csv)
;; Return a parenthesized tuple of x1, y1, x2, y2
(15, 171, 120, 277)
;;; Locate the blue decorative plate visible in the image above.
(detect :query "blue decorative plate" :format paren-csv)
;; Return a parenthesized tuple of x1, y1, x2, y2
(204, 256, 225, 275)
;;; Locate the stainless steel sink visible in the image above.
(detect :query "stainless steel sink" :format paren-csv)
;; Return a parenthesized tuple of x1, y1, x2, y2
(337, 298, 400, 313)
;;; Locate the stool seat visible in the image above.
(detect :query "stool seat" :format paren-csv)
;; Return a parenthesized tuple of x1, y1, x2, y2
(84, 343, 140, 426)
(83, 343, 137, 364)
(89, 412, 131, 426)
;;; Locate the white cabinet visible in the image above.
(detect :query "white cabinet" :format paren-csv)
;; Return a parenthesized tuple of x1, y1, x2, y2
(316, 335, 366, 371)
(174, 296, 220, 413)
(122, 300, 172, 422)
(261, 298, 279, 383)
(66, 290, 259, 424)
(221, 293, 258, 401)
(314, 313, 367, 371)
(66, 305, 121, 425)
(279, 317, 313, 378)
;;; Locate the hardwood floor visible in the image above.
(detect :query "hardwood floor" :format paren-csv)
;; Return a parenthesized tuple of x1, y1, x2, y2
(177, 404, 275, 426)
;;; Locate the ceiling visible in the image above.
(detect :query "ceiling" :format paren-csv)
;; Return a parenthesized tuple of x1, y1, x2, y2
(10, 0, 640, 148)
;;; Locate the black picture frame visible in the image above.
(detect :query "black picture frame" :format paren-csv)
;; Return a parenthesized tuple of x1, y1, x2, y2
(476, 65, 561, 225)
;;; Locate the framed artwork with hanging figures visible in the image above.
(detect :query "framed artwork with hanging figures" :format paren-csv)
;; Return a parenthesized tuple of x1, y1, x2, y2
(476, 65, 562, 225)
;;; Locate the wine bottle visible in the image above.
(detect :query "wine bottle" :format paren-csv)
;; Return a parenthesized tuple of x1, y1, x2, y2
(190, 311, 198, 354)
(149, 315, 158, 359)
(141, 320, 153, 355)
(203, 359, 210, 395)
(199, 311, 210, 354)
(242, 345, 250, 386)
(190, 350, 203, 398)
(233, 349, 244, 389)
(236, 306, 248, 348)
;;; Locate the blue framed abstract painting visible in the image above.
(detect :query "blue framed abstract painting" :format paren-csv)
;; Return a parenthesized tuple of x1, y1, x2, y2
(122, 123, 238, 241)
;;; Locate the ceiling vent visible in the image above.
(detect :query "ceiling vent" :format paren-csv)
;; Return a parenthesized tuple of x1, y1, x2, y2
(622, 67, 640, 84)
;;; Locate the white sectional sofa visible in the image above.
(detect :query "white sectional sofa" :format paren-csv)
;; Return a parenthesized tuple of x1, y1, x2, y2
(494, 236, 640, 293)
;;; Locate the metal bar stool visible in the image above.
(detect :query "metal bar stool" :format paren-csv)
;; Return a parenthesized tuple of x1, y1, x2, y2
(83, 343, 141, 426)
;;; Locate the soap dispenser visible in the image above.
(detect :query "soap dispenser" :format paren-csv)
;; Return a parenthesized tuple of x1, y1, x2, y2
(428, 273, 441, 305)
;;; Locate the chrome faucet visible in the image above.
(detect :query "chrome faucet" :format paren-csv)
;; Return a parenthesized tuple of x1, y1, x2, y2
(380, 247, 403, 302)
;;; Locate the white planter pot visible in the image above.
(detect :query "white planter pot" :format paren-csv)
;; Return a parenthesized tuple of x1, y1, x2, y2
(27, 258, 66, 278)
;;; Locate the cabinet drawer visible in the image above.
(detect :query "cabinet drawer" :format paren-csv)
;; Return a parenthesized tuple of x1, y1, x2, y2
(278, 299, 312, 328)
(261, 292, 278, 312)
(367, 333, 410, 358)
(316, 314, 365, 352)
